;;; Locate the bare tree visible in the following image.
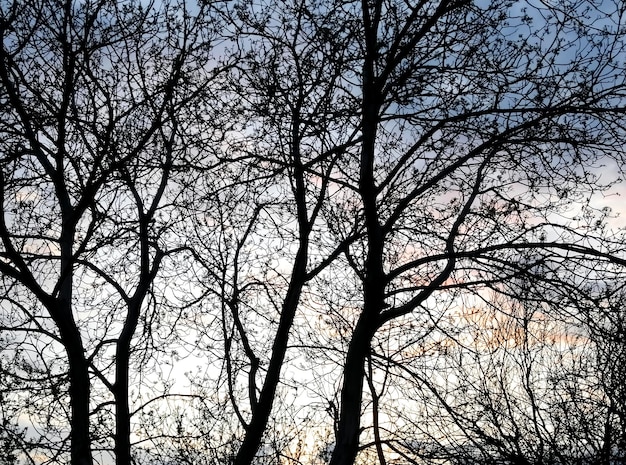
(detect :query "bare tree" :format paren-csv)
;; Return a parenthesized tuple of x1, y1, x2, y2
(198, 1, 626, 463)
(2, 0, 626, 464)
(306, 0, 626, 463)
(181, 2, 362, 463)
(0, 1, 225, 463)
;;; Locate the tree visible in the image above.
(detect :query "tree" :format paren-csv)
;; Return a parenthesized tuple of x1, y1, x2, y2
(2, 0, 626, 464)
(291, 0, 626, 463)
(0, 1, 225, 463)
(183, 2, 362, 463)
(376, 286, 614, 465)
(191, 1, 626, 463)
(581, 282, 626, 463)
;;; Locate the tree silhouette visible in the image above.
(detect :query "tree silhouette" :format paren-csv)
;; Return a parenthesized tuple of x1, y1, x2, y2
(1, 0, 626, 464)
(0, 0, 227, 463)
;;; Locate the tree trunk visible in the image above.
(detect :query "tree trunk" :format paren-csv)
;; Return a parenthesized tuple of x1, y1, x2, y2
(234, 247, 308, 465)
(114, 344, 132, 465)
(329, 312, 378, 465)
(114, 294, 144, 465)
(234, 115, 311, 465)
(66, 338, 93, 465)
(330, 77, 384, 464)
(56, 220, 94, 465)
